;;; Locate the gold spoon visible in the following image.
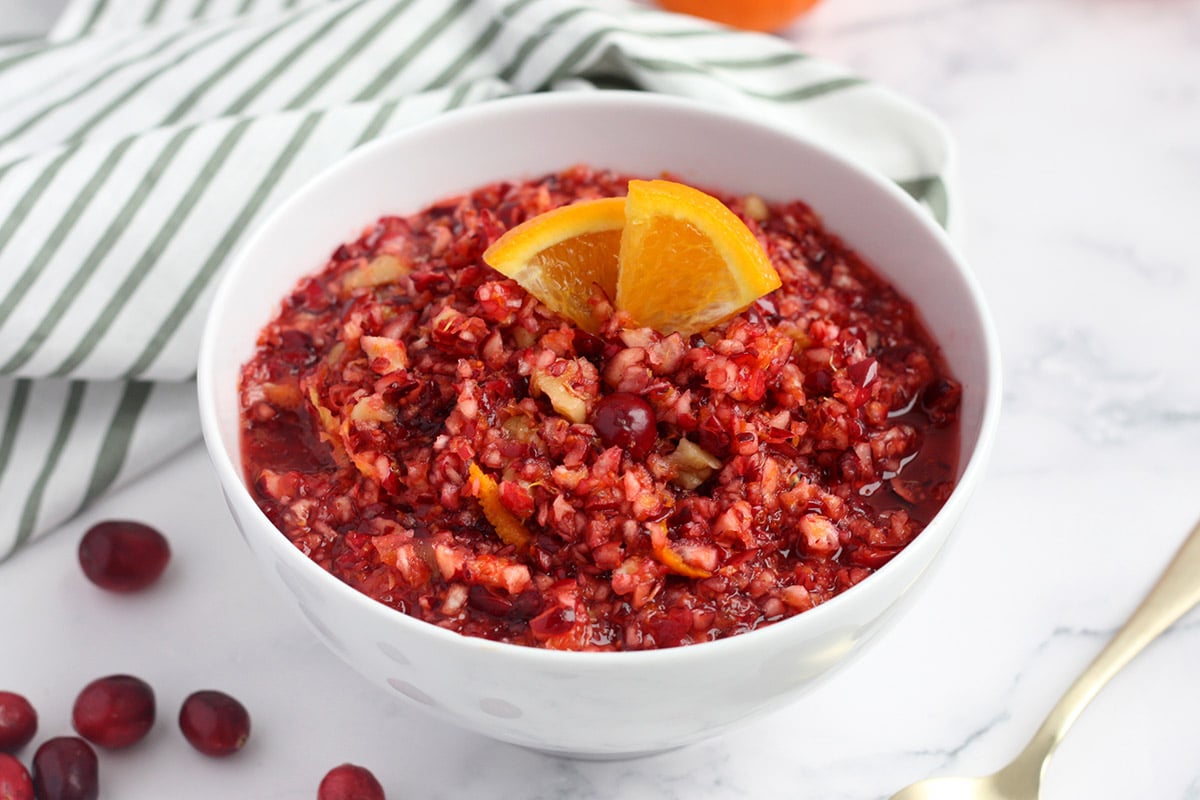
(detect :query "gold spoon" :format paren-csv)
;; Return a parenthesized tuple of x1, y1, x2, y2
(890, 516, 1200, 800)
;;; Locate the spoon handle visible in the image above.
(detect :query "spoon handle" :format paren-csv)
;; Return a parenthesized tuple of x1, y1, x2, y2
(1021, 516, 1200, 768)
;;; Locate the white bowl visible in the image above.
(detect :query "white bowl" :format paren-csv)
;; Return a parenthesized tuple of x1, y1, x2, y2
(198, 91, 1001, 759)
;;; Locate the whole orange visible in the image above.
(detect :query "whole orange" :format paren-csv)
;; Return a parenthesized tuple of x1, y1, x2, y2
(655, 0, 822, 32)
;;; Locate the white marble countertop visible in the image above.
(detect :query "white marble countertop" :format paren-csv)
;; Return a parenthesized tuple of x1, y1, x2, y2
(4, 1, 1200, 798)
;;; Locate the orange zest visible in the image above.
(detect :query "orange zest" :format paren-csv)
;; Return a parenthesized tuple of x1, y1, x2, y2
(482, 179, 780, 338)
(616, 179, 781, 336)
(468, 462, 533, 550)
(481, 196, 625, 333)
(655, 545, 713, 579)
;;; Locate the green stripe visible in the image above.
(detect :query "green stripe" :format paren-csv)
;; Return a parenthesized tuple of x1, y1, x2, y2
(2, 131, 192, 375)
(542, 26, 613, 86)
(354, 0, 474, 102)
(65, 25, 236, 143)
(499, 6, 588, 83)
(352, 78, 476, 150)
(0, 41, 57, 75)
(755, 75, 864, 102)
(192, 0, 214, 19)
(353, 98, 403, 148)
(81, 381, 154, 507)
(237, 0, 257, 14)
(225, 0, 368, 115)
(703, 52, 809, 69)
(583, 73, 639, 91)
(0, 145, 81, 264)
(625, 57, 862, 102)
(443, 80, 476, 112)
(144, 0, 169, 25)
(0, 28, 194, 146)
(78, 0, 111, 37)
(51, 119, 254, 378)
(284, 0, 416, 109)
(0, 141, 134, 336)
(629, 52, 808, 72)
(127, 113, 324, 377)
(11, 381, 87, 555)
(625, 56, 708, 76)
(0, 380, 32, 504)
(420, 0, 539, 92)
(897, 175, 949, 230)
(163, 4, 324, 124)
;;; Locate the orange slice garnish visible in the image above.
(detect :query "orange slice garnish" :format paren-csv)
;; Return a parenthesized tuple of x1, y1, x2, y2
(616, 179, 781, 336)
(482, 180, 780, 337)
(481, 196, 625, 333)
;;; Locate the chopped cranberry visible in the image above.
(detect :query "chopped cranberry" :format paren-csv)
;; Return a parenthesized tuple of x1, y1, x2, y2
(78, 521, 170, 592)
(178, 691, 250, 757)
(31, 737, 98, 800)
(804, 368, 834, 395)
(276, 329, 316, 368)
(592, 393, 657, 460)
(318, 763, 386, 800)
(846, 357, 878, 388)
(72, 675, 155, 749)
(0, 753, 33, 800)
(572, 330, 606, 361)
(467, 585, 513, 617)
(508, 589, 544, 622)
(0, 692, 37, 752)
(921, 378, 962, 426)
(846, 545, 902, 569)
(528, 604, 575, 638)
(748, 295, 779, 324)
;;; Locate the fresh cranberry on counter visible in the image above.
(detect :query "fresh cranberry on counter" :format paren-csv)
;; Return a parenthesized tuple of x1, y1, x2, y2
(72, 675, 156, 749)
(31, 737, 98, 800)
(0, 692, 37, 752)
(78, 521, 170, 592)
(318, 763, 386, 800)
(179, 691, 250, 757)
(0, 753, 34, 800)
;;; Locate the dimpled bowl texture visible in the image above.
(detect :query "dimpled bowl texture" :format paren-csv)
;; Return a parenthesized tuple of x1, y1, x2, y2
(198, 91, 1001, 759)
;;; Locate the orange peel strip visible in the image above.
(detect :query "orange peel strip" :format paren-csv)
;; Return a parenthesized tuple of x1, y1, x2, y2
(468, 462, 533, 550)
(655, 545, 713, 579)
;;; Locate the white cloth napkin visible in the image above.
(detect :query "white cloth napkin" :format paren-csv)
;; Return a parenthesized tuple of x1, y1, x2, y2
(0, 0, 954, 558)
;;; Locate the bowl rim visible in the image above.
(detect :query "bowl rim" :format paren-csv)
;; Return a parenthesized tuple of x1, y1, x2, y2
(197, 90, 1002, 667)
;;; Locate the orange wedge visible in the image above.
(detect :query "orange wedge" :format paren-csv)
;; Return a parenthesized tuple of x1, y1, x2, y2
(482, 196, 625, 333)
(481, 180, 780, 337)
(616, 179, 781, 337)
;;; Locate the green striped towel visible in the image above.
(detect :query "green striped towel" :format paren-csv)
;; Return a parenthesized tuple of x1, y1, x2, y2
(0, 0, 954, 559)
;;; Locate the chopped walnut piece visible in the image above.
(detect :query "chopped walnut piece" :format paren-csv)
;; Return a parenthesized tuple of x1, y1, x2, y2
(668, 438, 723, 489)
(343, 254, 410, 291)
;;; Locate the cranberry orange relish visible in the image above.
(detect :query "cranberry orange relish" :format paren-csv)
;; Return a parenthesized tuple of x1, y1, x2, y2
(238, 166, 962, 651)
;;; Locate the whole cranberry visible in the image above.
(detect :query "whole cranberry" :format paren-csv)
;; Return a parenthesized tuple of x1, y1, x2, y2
(592, 392, 657, 460)
(72, 675, 155, 749)
(318, 763, 386, 800)
(78, 521, 170, 592)
(179, 691, 250, 757)
(0, 692, 37, 752)
(31, 737, 98, 800)
(0, 753, 34, 800)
